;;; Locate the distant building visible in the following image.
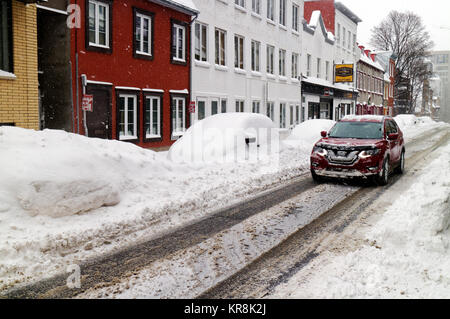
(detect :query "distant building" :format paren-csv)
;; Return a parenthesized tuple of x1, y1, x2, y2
(430, 51, 450, 123)
(355, 45, 385, 115)
(373, 51, 397, 116)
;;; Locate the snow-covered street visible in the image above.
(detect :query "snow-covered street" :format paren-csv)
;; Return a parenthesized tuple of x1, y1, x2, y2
(1, 114, 448, 298)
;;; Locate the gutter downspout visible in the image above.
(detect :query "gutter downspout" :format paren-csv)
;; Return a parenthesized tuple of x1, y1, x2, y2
(188, 12, 198, 128)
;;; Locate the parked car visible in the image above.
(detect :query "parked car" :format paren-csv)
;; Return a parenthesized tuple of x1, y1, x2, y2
(310, 116, 405, 185)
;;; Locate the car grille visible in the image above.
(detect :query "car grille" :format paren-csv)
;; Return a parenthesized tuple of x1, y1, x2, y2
(327, 150, 360, 165)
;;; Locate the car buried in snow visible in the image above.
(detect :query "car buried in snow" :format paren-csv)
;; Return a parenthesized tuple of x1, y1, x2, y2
(310, 115, 405, 185)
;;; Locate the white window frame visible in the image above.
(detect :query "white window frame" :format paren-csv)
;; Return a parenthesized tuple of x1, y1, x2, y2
(194, 22, 208, 62)
(280, 103, 287, 128)
(215, 28, 227, 66)
(145, 95, 161, 138)
(291, 52, 299, 79)
(235, 34, 245, 69)
(279, 49, 286, 77)
(172, 97, 186, 137)
(118, 94, 138, 140)
(267, 0, 275, 22)
(135, 12, 152, 56)
(88, 0, 110, 48)
(235, 0, 246, 9)
(325, 61, 330, 81)
(267, 101, 274, 121)
(252, 100, 261, 113)
(292, 4, 299, 32)
(307, 54, 311, 77)
(267, 45, 275, 74)
(251, 40, 260, 72)
(252, 0, 260, 15)
(279, 0, 286, 26)
(172, 23, 186, 62)
(317, 57, 321, 78)
(236, 100, 245, 112)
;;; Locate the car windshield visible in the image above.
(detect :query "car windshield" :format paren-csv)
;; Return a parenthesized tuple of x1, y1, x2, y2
(328, 121, 383, 139)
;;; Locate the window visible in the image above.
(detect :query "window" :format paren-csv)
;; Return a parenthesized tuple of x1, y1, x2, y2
(353, 34, 356, 53)
(145, 95, 161, 139)
(211, 99, 219, 116)
(234, 35, 245, 69)
(197, 98, 206, 121)
(235, 0, 246, 8)
(307, 54, 311, 77)
(172, 22, 186, 63)
(266, 45, 275, 74)
(215, 28, 227, 66)
(0, 0, 12, 72)
(336, 23, 341, 45)
(221, 99, 227, 113)
(118, 94, 138, 140)
(252, 101, 260, 113)
(343, 27, 346, 48)
(295, 105, 300, 124)
(236, 100, 245, 112)
(172, 96, 186, 137)
(279, 0, 286, 26)
(325, 61, 330, 81)
(280, 103, 286, 128)
(134, 10, 153, 58)
(348, 31, 351, 50)
(317, 58, 321, 78)
(289, 104, 294, 126)
(267, 0, 275, 21)
(292, 4, 299, 32)
(87, 0, 111, 50)
(291, 53, 299, 79)
(266, 102, 274, 121)
(251, 40, 260, 72)
(279, 49, 286, 76)
(252, 0, 260, 14)
(194, 22, 208, 62)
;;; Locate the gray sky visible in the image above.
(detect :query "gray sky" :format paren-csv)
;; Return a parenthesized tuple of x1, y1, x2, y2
(339, 0, 450, 51)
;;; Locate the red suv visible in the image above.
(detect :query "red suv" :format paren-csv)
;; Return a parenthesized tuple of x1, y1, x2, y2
(310, 116, 405, 185)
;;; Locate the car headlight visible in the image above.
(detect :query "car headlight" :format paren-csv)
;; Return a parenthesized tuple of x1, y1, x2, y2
(313, 146, 328, 157)
(358, 149, 380, 159)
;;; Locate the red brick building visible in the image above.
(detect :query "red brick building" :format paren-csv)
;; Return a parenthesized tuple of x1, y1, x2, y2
(70, 0, 198, 150)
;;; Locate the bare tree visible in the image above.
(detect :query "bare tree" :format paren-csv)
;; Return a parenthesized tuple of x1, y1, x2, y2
(370, 11, 434, 113)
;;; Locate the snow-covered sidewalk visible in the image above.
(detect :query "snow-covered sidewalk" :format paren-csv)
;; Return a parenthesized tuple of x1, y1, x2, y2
(271, 137, 450, 299)
(0, 115, 447, 293)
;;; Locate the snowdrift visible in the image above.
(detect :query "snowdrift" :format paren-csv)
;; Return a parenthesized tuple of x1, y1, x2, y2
(0, 127, 166, 218)
(168, 113, 276, 164)
(283, 119, 336, 150)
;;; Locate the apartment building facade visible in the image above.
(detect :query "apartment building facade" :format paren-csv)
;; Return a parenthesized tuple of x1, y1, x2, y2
(191, 0, 304, 131)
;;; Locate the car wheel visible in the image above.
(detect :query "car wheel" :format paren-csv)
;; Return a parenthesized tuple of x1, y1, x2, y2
(395, 151, 405, 175)
(311, 170, 323, 183)
(376, 158, 390, 186)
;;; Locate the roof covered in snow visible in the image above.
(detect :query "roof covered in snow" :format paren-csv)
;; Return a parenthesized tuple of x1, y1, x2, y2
(335, 2, 362, 24)
(150, 0, 198, 15)
(304, 11, 335, 44)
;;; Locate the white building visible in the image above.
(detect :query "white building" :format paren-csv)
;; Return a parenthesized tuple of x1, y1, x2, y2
(301, 10, 357, 121)
(191, 0, 304, 130)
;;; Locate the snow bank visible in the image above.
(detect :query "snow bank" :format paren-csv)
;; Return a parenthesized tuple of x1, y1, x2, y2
(283, 119, 336, 150)
(272, 141, 450, 299)
(168, 113, 276, 164)
(0, 127, 166, 217)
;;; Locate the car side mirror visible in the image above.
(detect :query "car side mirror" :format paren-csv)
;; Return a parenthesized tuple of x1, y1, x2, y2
(388, 133, 399, 140)
(321, 131, 327, 138)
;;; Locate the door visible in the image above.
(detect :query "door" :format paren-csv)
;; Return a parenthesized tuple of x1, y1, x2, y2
(85, 85, 111, 139)
(385, 120, 400, 163)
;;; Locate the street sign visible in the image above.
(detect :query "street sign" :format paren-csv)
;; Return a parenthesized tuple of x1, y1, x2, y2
(335, 64, 354, 83)
(189, 101, 195, 113)
(82, 95, 93, 112)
